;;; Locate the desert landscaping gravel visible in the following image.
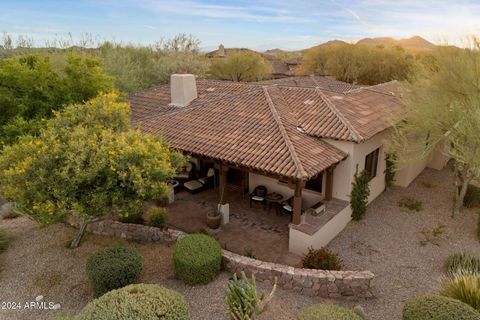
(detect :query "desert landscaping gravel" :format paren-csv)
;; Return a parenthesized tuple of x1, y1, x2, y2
(0, 167, 478, 320)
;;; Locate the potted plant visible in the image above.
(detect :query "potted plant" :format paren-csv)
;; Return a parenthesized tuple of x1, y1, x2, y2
(206, 207, 221, 229)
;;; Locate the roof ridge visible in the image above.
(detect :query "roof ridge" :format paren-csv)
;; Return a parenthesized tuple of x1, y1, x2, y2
(150, 86, 265, 118)
(310, 74, 360, 94)
(262, 86, 308, 180)
(314, 88, 363, 142)
(346, 80, 398, 95)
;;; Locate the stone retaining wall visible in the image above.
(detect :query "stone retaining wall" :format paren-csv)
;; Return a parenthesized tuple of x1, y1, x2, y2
(69, 218, 374, 298)
(83, 219, 185, 244)
(222, 250, 374, 298)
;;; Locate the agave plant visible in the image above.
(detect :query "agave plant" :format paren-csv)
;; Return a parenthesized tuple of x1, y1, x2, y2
(225, 272, 277, 320)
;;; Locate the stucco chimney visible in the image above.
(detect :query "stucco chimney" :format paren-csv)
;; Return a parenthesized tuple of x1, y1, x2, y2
(170, 74, 197, 107)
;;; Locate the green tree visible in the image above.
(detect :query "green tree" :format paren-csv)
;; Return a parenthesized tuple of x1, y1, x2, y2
(0, 93, 184, 247)
(0, 55, 63, 125)
(63, 52, 114, 102)
(350, 168, 371, 220)
(300, 43, 416, 85)
(209, 51, 272, 82)
(0, 53, 114, 146)
(390, 41, 480, 215)
(100, 34, 209, 93)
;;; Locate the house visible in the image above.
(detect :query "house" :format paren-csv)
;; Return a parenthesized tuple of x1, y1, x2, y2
(129, 74, 448, 254)
(206, 44, 299, 79)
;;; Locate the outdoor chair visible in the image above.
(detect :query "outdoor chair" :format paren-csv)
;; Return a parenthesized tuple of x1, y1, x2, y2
(281, 196, 294, 216)
(249, 185, 267, 209)
(174, 161, 195, 182)
(183, 168, 215, 193)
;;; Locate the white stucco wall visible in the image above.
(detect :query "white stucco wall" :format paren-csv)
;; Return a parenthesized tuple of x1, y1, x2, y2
(393, 157, 429, 187)
(427, 143, 450, 170)
(325, 130, 388, 203)
(248, 173, 324, 208)
(289, 205, 352, 254)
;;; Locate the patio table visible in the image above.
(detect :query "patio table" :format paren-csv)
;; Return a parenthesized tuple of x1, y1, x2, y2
(265, 193, 284, 214)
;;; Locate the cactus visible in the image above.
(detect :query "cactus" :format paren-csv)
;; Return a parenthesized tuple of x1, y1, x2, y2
(225, 271, 277, 320)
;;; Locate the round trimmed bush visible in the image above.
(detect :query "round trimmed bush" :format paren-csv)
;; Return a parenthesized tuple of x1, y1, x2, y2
(86, 246, 142, 296)
(300, 304, 363, 320)
(173, 233, 222, 285)
(403, 295, 480, 320)
(76, 283, 189, 320)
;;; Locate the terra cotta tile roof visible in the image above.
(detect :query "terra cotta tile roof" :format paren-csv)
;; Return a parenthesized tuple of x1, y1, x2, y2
(129, 76, 405, 180)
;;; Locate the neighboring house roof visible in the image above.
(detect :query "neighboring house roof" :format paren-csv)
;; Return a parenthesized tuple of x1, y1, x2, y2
(129, 76, 405, 180)
(205, 45, 298, 78)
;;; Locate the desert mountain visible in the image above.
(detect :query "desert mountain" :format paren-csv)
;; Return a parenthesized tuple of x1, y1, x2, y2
(357, 36, 435, 50)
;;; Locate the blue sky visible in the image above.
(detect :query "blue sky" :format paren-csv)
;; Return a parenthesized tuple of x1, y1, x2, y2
(2, 0, 480, 50)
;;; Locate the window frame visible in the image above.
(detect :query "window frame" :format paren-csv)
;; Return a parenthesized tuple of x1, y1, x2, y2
(364, 148, 380, 179)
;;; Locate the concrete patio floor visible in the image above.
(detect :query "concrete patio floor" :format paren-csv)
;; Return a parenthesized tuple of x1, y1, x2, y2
(166, 186, 302, 266)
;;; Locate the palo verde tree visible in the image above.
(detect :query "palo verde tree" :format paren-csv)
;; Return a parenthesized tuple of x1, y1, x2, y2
(300, 43, 416, 85)
(0, 93, 184, 248)
(99, 34, 209, 93)
(390, 39, 480, 215)
(208, 51, 272, 82)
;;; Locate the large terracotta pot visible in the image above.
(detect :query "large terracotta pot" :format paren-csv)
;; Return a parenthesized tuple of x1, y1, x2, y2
(206, 212, 221, 229)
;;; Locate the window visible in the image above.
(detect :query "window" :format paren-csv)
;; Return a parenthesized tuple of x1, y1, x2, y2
(305, 173, 323, 193)
(364, 148, 380, 179)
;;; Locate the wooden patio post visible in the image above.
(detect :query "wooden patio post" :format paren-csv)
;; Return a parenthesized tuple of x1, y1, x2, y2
(325, 167, 334, 201)
(292, 181, 303, 225)
(218, 165, 228, 205)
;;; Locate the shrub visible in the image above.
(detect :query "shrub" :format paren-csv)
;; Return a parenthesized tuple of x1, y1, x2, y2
(225, 271, 277, 320)
(350, 169, 370, 220)
(302, 247, 341, 271)
(464, 185, 480, 208)
(48, 313, 75, 320)
(402, 295, 480, 320)
(146, 207, 167, 228)
(243, 248, 256, 259)
(76, 283, 189, 320)
(445, 253, 480, 276)
(119, 213, 145, 225)
(385, 153, 397, 188)
(173, 233, 222, 285)
(398, 197, 423, 212)
(86, 246, 143, 296)
(300, 304, 363, 320)
(441, 274, 480, 311)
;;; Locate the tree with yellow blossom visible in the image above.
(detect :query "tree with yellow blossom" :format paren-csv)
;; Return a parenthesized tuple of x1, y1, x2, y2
(0, 93, 184, 247)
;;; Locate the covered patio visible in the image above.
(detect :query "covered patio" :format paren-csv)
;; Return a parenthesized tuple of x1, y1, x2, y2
(164, 156, 350, 265)
(166, 185, 300, 265)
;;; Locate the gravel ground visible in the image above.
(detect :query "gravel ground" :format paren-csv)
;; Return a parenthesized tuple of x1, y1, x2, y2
(0, 217, 343, 320)
(328, 167, 480, 320)
(0, 167, 477, 320)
